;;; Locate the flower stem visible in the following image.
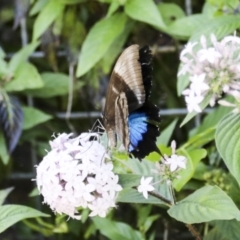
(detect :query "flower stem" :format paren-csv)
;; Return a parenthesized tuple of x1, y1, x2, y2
(148, 191, 173, 206)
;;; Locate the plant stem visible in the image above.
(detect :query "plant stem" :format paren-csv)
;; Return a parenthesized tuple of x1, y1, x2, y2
(149, 191, 173, 206)
(185, 224, 203, 240)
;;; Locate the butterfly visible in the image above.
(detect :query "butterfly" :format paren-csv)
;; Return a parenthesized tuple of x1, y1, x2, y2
(103, 44, 160, 159)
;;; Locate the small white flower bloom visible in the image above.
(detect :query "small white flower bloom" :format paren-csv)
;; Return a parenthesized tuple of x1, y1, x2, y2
(200, 35, 207, 48)
(198, 47, 221, 63)
(210, 33, 217, 46)
(218, 98, 240, 113)
(221, 35, 240, 45)
(137, 177, 155, 199)
(178, 61, 192, 76)
(164, 154, 187, 172)
(49, 133, 73, 151)
(189, 73, 209, 96)
(73, 181, 95, 201)
(171, 140, 176, 154)
(180, 42, 197, 58)
(88, 198, 109, 218)
(209, 95, 217, 107)
(218, 100, 236, 107)
(163, 140, 187, 172)
(102, 175, 123, 198)
(185, 91, 203, 113)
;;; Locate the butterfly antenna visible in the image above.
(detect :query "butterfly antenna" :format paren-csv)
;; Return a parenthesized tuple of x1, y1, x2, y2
(90, 119, 105, 135)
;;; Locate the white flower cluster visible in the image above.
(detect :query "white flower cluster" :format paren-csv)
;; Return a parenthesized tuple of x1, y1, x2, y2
(180, 34, 240, 113)
(35, 133, 122, 220)
(137, 141, 186, 199)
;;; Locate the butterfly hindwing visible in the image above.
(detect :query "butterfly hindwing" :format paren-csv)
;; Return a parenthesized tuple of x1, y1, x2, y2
(128, 103, 160, 159)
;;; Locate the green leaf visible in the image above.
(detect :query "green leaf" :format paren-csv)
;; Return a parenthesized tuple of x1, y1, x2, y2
(142, 214, 160, 234)
(0, 204, 49, 233)
(196, 105, 231, 134)
(204, 227, 229, 240)
(124, 0, 166, 30)
(28, 187, 39, 197)
(214, 220, 240, 240)
(157, 3, 185, 26)
(92, 217, 143, 240)
(22, 107, 52, 130)
(190, 15, 240, 42)
(0, 187, 14, 205)
(29, 0, 48, 16)
(32, 0, 64, 41)
(193, 162, 210, 181)
(173, 148, 207, 191)
(25, 72, 80, 98)
(202, 2, 219, 17)
(117, 174, 171, 205)
(167, 14, 209, 40)
(168, 185, 240, 224)
(0, 132, 9, 165)
(215, 113, 240, 186)
(157, 119, 178, 146)
(0, 58, 9, 77)
(183, 127, 215, 150)
(180, 94, 212, 127)
(117, 188, 166, 205)
(118, 174, 142, 188)
(101, 20, 134, 74)
(106, 1, 120, 18)
(8, 41, 39, 73)
(177, 72, 190, 96)
(147, 119, 178, 161)
(57, 0, 85, 4)
(0, 47, 5, 58)
(5, 62, 44, 92)
(116, 159, 172, 203)
(76, 13, 128, 77)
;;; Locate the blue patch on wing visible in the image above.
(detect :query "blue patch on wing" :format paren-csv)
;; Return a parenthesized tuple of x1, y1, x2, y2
(128, 112, 148, 152)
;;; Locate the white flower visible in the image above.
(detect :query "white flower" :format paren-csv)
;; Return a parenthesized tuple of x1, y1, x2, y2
(185, 91, 203, 113)
(218, 100, 236, 107)
(49, 133, 73, 151)
(180, 42, 197, 58)
(218, 93, 240, 113)
(162, 140, 187, 172)
(189, 73, 210, 96)
(102, 175, 123, 198)
(200, 35, 207, 49)
(164, 154, 187, 172)
(35, 132, 122, 220)
(198, 47, 221, 63)
(137, 177, 155, 199)
(178, 59, 194, 76)
(73, 181, 95, 201)
(88, 198, 109, 218)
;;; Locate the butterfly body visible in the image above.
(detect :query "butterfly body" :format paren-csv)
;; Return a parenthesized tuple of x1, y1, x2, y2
(103, 45, 160, 159)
